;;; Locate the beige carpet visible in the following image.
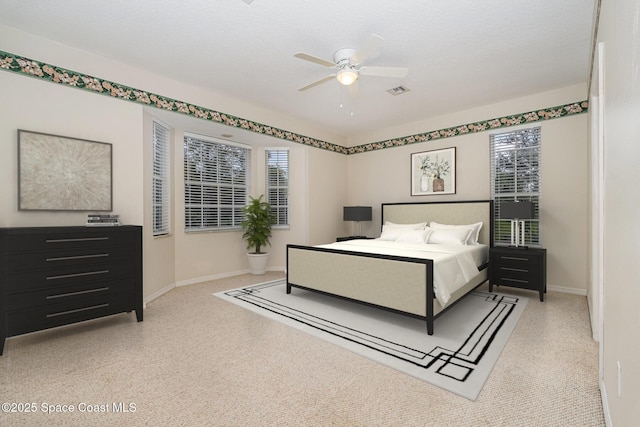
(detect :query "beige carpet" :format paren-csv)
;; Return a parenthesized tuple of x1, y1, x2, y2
(0, 272, 605, 426)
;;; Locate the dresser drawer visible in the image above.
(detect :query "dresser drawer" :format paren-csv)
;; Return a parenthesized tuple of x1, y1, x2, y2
(3, 229, 135, 253)
(6, 246, 136, 273)
(7, 279, 134, 311)
(6, 261, 136, 293)
(6, 297, 133, 337)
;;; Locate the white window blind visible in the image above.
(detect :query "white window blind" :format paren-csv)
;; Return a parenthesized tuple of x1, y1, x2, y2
(152, 121, 170, 236)
(183, 134, 250, 231)
(490, 127, 541, 246)
(265, 148, 289, 227)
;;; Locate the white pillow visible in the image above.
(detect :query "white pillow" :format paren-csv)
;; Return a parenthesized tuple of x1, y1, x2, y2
(427, 227, 473, 246)
(379, 226, 403, 241)
(384, 221, 427, 230)
(430, 221, 483, 245)
(394, 229, 431, 244)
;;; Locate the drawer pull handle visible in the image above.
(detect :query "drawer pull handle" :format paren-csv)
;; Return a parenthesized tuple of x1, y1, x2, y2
(501, 267, 529, 273)
(501, 256, 529, 261)
(46, 270, 109, 280)
(46, 237, 109, 243)
(46, 254, 109, 262)
(502, 278, 529, 284)
(47, 287, 110, 300)
(46, 303, 110, 318)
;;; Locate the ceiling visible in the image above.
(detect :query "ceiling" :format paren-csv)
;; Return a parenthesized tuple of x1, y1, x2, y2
(0, 0, 595, 140)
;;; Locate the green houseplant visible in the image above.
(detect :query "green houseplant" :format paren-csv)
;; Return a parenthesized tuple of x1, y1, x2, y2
(241, 195, 275, 274)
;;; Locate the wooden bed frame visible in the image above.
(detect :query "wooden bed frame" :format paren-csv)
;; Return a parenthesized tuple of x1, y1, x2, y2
(286, 200, 494, 335)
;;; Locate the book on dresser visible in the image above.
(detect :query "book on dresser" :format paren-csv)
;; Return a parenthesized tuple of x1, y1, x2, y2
(0, 225, 143, 355)
(86, 214, 121, 226)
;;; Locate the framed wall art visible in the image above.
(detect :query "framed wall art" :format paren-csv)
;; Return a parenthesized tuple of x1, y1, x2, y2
(411, 147, 456, 196)
(18, 129, 113, 211)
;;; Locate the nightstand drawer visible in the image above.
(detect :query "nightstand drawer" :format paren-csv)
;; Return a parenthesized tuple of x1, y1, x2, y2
(492, 275, 538, 290)
(493, 263, 540, 279)
(491, 252, 541, 266)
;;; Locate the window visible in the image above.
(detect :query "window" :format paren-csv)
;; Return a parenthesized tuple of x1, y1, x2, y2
(490, 127, 541, 246)
(183, 134, 250, 231)
(152, 121, 170, 236)
(265, 148, 289, 227)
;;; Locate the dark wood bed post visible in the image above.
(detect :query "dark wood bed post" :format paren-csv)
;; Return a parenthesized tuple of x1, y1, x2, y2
(286, 246, 291, 294)
(425, 260, 434, 335)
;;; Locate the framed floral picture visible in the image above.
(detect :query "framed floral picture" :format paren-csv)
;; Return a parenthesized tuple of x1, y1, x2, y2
(411, 147, 456, 196)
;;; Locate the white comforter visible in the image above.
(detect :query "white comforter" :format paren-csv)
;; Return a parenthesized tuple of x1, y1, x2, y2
(316, 239, 487, 307)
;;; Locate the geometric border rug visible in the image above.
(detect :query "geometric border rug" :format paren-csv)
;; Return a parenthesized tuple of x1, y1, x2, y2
(214, 279, 527, 401)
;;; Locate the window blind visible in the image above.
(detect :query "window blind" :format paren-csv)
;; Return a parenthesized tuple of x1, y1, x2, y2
(183, 134, 250, 231)
(265, 148, 289, 227)
(152, 121, 170, 236)
(490, 127, 541, 246)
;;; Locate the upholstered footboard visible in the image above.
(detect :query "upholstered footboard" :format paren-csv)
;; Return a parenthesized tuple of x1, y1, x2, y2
(286, 244, 438, 334)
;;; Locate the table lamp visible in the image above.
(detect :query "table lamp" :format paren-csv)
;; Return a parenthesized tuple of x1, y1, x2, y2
(500, 201, 535, 248)
(343, 206, 372, 238)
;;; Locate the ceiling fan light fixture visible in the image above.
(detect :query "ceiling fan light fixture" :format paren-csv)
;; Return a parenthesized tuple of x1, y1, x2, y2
(336, 68, 358, 86)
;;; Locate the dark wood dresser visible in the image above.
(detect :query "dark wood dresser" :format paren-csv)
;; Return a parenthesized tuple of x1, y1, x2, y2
(489, 246, 546, 301)
(0, 226, 143, 355)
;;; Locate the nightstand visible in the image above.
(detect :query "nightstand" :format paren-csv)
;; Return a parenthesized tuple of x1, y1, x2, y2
(489, 246, 547, 301)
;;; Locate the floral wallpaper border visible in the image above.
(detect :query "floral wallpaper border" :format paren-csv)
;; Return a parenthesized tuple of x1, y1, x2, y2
(0, 49, 588, 155)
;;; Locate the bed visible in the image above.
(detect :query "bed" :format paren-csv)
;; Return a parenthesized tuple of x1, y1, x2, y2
(286, 200, 494, 335)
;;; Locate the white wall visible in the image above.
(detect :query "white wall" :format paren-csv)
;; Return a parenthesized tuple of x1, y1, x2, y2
(0, 72, 144, 227)
(596, 0, 640, 424)
(348, 85, 589, 293)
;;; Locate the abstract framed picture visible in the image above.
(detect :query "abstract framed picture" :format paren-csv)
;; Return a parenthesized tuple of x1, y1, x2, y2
(411, 147, 456, 196)
(18, 129, 112, 211)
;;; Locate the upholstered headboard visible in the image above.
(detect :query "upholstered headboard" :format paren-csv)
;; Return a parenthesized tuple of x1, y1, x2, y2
(381, 200, 494, 246)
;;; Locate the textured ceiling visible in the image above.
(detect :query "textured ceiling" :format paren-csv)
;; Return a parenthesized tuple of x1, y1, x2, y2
(0, 0, 595, 139)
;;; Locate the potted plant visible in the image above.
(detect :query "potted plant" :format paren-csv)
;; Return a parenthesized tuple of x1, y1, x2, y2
(241, 195, 275, 275)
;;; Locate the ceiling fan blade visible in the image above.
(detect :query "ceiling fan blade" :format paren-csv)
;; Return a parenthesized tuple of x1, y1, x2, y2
(298, 75, 335, 91)
(359, 66, 408, 78)
(294, 53, 336, 68)
(351, 34, 384, 65)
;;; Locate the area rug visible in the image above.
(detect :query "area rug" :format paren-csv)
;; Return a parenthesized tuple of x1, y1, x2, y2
(214, 279, 527, 401)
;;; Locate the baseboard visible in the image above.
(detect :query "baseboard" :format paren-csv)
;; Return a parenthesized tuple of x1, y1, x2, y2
(547, 284, 587, 296)
(600, 379, 612, 426)
(144, 282, 176, 306)
(175, 267, 285, 288)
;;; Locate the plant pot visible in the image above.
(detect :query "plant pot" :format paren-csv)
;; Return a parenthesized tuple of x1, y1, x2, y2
(247, 252, 269, 275)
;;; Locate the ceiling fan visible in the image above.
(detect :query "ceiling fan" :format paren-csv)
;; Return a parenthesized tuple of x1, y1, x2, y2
(294, 34, 408, 91)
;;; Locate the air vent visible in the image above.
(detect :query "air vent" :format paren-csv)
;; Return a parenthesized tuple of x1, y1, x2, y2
(386, 85, 410, 96)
